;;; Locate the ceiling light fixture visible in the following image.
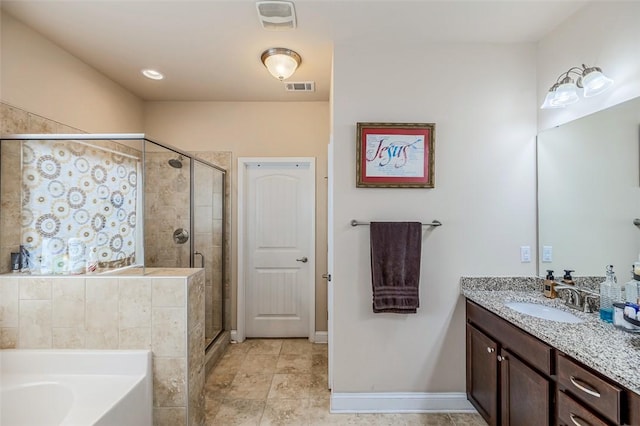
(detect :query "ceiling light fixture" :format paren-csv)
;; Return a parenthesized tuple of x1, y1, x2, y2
(141, 69, 164, 80)
(540, 64, 613, 109)
(260, 48, 301, 81)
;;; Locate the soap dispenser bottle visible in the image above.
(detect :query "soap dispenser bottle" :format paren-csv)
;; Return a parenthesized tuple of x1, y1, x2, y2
(600, 265, 616, 323)
(562, 270, 575, 286)
(543, 270, 556, 298)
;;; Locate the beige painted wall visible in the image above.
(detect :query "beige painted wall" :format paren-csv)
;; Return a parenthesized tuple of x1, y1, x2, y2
(143, 101, 330, 333)
(331, 42, 538, 392)
(0, 11, 143, 133)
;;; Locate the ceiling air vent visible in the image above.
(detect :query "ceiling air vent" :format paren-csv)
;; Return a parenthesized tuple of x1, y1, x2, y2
(284, 81, 315, 92)
(256, 1, 297, 31)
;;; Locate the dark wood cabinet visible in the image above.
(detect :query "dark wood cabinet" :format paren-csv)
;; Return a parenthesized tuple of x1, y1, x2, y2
(466, 298, 640, 426)
(466, 324, 499, 425)
(499, 349, 550, 426)
(466, 300, 551, 426)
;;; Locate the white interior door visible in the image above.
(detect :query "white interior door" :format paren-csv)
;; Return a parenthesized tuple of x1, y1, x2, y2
(242, 159, 315, 338)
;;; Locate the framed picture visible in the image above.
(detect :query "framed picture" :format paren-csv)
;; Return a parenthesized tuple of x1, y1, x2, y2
(356, 122, 435, 188)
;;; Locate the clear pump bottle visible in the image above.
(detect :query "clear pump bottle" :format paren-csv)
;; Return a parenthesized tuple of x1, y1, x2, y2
(600, 265, 617, 323)
(625, 268, 639, 305)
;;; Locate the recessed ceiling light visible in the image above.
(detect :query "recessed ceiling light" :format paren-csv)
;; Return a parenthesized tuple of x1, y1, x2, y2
(141, 69, 164, 80)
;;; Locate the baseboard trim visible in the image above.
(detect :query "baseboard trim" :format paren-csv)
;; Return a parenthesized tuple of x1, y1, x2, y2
(230, 330, 242, 343)
(330, 392, 476, 413)
(314, 331, 328, 343)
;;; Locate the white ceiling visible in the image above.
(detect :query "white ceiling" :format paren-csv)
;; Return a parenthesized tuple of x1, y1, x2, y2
(1, 0, 587, 102)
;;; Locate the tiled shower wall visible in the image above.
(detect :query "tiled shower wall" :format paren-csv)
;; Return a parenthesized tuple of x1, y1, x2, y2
(0, 269, 205, 426)
(144, 152, 191, 268)
(1, 103, 231, 333)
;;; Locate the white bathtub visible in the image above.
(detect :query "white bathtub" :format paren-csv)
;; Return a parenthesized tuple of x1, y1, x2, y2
(0, 349, 152, 426)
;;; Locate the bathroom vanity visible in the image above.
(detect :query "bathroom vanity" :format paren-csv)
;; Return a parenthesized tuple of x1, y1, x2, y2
(462, 278, 640, 426)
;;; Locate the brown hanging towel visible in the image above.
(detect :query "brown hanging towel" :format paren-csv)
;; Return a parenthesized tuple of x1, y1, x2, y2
(369, 222, 422, 314)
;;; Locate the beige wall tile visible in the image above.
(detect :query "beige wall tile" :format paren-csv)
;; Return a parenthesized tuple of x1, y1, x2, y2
(27, 113, 56, 133)
(153, 407, 186, 426)
(52, 279, 85, 327)
(19, 277, 52, 300)
(85, 327, 119, 349)
(86, 278, 118, 327)
(153, 357, 187, 407)
(86, 278, 118, 348)
(1, 327, 18, 348)
(152, 278, 185, 307)
(188, 365, 205, 426)
(19, 300, 52, 348)
(119, 278, 151, 327)
(0, 103, 29, 134)
(152, 307, 186, 357)
(52, 327, 85, 349)
(0, 277, 19, 327)
(119, 327, 151, 349)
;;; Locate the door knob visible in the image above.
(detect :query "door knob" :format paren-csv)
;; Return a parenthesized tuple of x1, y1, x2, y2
(296, 257, 308, 263)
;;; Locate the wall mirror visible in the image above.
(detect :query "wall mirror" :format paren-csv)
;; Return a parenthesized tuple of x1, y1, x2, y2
(537, 96, 640, 278)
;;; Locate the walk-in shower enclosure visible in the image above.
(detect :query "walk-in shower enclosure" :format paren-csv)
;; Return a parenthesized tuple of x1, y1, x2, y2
(0, 134, 226, 347)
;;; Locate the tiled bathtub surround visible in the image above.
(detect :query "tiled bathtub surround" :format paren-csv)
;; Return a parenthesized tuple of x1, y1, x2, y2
(0, 268, 205, 425)
(461, 276, 640, 397)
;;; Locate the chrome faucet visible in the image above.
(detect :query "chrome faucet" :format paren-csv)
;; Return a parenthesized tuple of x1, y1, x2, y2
(554, 284, 583, 310)
(554, 283, 599, 313)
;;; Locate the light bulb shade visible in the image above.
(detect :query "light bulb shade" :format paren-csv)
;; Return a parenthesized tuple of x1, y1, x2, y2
(553, 81, 579, 106)
(581, 67, 613, 97)
(261, 48, 301, 81)
(540, 90, 564, 109)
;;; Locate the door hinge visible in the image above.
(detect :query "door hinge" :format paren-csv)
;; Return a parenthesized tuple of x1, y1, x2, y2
(322, 273, 332, 282)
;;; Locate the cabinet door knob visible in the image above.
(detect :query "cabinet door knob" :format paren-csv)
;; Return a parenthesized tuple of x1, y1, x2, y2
(569, 413, 591, 426)
(486, 347, 495, 353)
(497, 355, 508, 362)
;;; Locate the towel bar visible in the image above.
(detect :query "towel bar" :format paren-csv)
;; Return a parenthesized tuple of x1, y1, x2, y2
(350, 219, 442, 227)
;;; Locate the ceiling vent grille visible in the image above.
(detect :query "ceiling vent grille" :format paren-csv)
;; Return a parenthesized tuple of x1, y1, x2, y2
(284, 81, 315, 92)
(256, 1, 297, 31)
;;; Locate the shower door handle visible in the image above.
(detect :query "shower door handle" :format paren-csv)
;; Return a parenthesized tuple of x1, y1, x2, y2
(194, 251, 205, 268)
(296, 257, 308, 263)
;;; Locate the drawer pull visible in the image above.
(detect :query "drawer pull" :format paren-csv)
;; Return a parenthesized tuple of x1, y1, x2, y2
(486, 347, 495, 353)
(569, 376, 601, 398)
(569, 413, 592, 426)
(497, 355, 508, 362)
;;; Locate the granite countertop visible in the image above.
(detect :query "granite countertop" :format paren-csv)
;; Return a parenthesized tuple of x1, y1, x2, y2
(461, 277, 640, 396)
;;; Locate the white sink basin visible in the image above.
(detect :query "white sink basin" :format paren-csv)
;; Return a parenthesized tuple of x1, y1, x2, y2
(505, 302, 583, 323)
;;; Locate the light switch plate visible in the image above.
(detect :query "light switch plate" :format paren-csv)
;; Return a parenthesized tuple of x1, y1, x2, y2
(520, 246, 531, 263)
(542, 245, 553, 263)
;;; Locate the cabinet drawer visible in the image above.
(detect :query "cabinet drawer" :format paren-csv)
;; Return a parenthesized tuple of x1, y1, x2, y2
(627, 390, 640, 426)
(466, 300, 553, 375)
(557, 353, 622, 424)
(557, 390, 609, 426)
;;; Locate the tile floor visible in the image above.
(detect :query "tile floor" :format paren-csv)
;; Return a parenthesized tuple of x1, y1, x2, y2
(204, 338, 487, 425)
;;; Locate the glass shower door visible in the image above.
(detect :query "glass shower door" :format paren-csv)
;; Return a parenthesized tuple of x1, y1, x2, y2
(193, 160, 224, 347)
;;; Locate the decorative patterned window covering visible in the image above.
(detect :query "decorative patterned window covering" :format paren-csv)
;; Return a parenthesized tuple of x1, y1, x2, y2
(21, 139, 140, 273)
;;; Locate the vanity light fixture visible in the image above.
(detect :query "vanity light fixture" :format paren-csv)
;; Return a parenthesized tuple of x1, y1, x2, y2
(260, 48, 301, 81)
(141, 69, 164, 80)
(540, 64, 613, 109)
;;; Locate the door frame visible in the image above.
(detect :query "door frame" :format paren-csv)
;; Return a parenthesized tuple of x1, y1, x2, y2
(236, 157, 316, 342)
